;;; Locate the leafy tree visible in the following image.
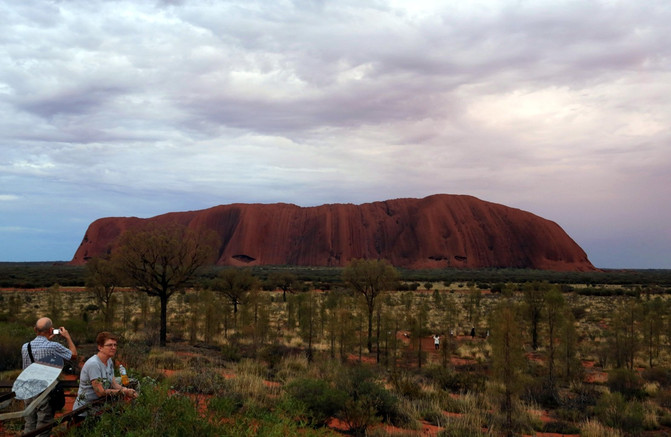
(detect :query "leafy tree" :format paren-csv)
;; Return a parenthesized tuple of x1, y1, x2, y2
(431, 288, 442, 307)
(268, 271, 299, 302)
(411, 299, 429, 368)
(323, 292, 340, 360)
(241, 289, 270, 354)
(343, 258, 399, 353)
(523, 281, 549, 350)
(464, 287, 482, 327)
(85, 256, 123, 329)
(490, 301, 525, 437)
(285, 378, 347, 427)
(558, 309, 581, 381)
(545, 287, 565, 385)
(114, 222, 217, 346)
(47, 284, 63, 323)
(609, 300, 640, 369)
(200, 289, 220, 344)
(336, 305, 356, 362)
(641, 297, 665, 367)
(297, 292, 318, 362)
(210, 268, 258, 329)
(439, 292, 459, 367)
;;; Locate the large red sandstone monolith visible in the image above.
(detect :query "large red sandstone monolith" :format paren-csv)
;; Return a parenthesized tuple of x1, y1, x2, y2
(71, 194, 596, 271)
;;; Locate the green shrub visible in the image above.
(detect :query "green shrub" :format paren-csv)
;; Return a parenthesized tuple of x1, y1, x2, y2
(542, 420, 580, 434)
(522, 377, 560, 408)
(220, 343, 242, 362)
(642, 367, 671, 387)
(169, 368, 228, 395)
(580, 419, 624, 437)
(425, 366, 486, 393)
(421, 408, 447, 427)
(607, 368, 644, 399)
(0, 322, 32, 371)
(560, 382, 600, 418)
(659, 413, 671, 428)
(334, 366, 409, 434)
(656, 388, 671, 408)
(259, 344, 301, 375)
(68, 384, 222, 436)
(594, 392, 645, 434)
(144, 349, 185, 371)
(438, 416, 489, 437)
(208, 392, 244, 418)
(390, 371, 425, 400)
(285, 378, 347, 427)
(62, 318, 97, 344)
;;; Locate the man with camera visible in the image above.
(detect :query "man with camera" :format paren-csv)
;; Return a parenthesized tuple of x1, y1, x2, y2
(21, 317, 77, 436)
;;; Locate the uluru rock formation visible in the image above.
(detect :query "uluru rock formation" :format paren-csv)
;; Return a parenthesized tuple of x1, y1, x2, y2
(71, 194, 596, 271)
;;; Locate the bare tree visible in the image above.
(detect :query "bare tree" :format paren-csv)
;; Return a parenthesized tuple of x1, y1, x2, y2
(115, 222, 217, 346)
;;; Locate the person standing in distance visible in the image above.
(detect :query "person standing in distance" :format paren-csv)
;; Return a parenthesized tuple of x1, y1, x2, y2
(21, 317, 77, 436)
(73, 332, 137, 416)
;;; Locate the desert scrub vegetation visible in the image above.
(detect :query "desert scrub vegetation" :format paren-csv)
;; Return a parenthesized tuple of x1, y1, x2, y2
(67, 379, 339, 437)
(3, 265, 671, 435)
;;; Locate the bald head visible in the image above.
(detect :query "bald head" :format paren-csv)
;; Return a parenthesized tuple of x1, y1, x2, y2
(35, 317, 53, 335)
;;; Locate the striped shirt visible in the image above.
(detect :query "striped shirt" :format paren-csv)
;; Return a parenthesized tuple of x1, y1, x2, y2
(21, 336, 72, 369)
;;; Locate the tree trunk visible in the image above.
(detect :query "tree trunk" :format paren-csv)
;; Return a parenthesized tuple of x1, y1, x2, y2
(532, 318, 539, 350)
(376, 308, 381, 363)
(367, 304, 374, 353)
(160, 293, 168, 347)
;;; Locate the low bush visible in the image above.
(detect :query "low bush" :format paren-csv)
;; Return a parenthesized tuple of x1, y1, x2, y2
(542, 420, 580, 434)
(62, 318, 98, 344)
(208, 391, 244, 418)
(169, 368, 228, 394)
(335, 366, 409, 435)
(594, 392, 645, 434)
(144, 349, 185, 371)
(69, 384, 222, 436)
(607, 368, 644, 399)
(656, 388, 671, 408)
(0, 322, 32, 371)
(421, 408, 447, 427)
(285, 378, 347, 427)
(642, 367, 671, 387)
(425, 366, 486, 393)
(390, 371, 425, 400)
(580, 419, 624, 437)
(274, 354, 309, 383)
(522, 378, 560, 408)
(438, 414, 490, 437)
(220, 343, 242, 362)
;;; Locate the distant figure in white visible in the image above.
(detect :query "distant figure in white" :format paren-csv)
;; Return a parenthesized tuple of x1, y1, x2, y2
(21, 317, 77, 437)
(433, 334, 440, 350)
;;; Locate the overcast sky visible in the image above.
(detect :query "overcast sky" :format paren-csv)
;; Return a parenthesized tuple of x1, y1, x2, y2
(1, 0, 669, 268)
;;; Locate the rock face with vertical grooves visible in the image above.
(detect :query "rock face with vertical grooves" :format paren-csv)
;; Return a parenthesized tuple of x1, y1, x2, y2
(70, 194, 596, 271)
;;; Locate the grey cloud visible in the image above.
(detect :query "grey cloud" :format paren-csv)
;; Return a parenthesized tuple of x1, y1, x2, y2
(1, 0, 670, 266)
